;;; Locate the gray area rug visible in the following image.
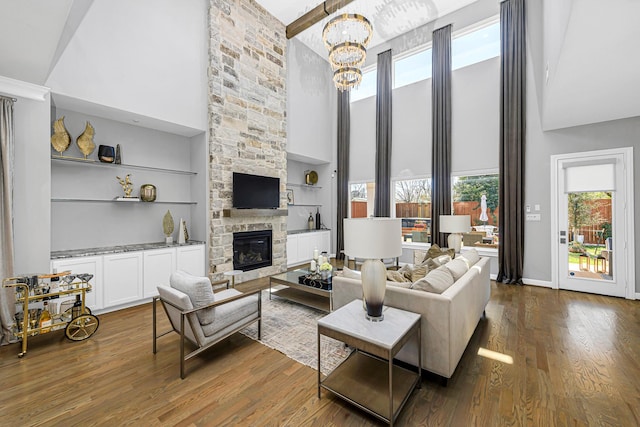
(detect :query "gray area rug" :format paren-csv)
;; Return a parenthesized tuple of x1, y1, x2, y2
(241, 292, 352, 375)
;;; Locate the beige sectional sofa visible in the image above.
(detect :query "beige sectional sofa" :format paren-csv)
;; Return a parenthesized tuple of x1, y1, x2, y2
(332, 256, 490, 380)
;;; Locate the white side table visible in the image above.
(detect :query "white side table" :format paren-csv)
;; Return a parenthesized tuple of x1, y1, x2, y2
(223, 270, 242, 288)
(317, 300, 421, 426)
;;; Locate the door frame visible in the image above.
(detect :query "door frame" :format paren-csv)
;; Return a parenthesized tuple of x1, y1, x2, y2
(550, 147, 635, 299)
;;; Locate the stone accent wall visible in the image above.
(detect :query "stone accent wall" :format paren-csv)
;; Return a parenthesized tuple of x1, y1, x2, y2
(208, 0, 287, 282)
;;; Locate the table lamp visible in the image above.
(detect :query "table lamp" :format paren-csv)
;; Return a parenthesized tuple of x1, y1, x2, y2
(343, 218, 402, 321)
(439, 215, 471, 253)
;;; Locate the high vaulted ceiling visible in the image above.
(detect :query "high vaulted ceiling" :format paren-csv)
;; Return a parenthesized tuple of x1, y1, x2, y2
(255, 0, 477, 60)
(1, 0, 640, 131)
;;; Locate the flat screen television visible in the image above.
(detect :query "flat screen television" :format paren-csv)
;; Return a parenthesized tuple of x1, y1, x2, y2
(232, 172, 280, 209)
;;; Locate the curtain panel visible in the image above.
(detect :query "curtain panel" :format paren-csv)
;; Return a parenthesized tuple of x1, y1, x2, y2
(0, 96, 16, 345)
(430, 25, 453, 248)
(374, 49, 393, 217)
(497, 0, 526, 284)
(336, 90, 350, 260)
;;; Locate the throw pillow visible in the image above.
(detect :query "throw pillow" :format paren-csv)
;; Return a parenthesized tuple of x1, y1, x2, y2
(413, 250, 428, 265)
(386, 270, 411, 283)
(397, 264, 414, 281)
(444, 258, 469, 281)
(170, 270, 216, 325)
(425, 254, 451, 269)
(462, 248, 480, 266)
(410, 262, 430, 282)
(426, 243, 455, 260)
(342, 266, 362, 279)
(411, 266, 455, 294)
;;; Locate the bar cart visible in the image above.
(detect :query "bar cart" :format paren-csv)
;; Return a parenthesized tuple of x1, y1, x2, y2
(2, 271, 100, 357)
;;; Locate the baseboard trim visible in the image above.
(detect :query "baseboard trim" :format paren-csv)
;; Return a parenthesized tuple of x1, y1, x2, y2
(491, 275, 553, 288)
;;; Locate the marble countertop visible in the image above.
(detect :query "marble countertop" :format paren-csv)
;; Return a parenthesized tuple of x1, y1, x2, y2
(287, 229, 330, 235)
(51, 240, 205, 259)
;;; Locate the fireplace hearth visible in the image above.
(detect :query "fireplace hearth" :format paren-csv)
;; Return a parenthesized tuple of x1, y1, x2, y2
(233, 230, 273, 271)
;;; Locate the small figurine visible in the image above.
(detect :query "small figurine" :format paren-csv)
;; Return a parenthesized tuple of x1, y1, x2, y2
(51, 116, 71, 156)
(76, 122, 96, 159)
(116, 174, 134, 198)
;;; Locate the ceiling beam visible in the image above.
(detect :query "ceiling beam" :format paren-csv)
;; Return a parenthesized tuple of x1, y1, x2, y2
(286, 0, 356, 39)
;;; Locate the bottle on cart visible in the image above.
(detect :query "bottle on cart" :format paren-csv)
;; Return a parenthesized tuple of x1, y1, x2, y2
(72, 295, 82, 319)
(50, 268, 60, 298)
(39, 302, 52, 333)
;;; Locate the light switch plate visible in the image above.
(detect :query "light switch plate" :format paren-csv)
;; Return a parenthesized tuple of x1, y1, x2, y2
(526, 213, 541, 221)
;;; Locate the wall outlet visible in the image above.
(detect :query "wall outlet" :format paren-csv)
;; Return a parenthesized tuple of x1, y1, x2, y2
(526, 213, 541, 221)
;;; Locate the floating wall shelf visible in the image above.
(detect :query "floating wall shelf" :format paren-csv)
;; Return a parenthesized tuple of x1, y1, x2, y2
(51, 156, 197, 175)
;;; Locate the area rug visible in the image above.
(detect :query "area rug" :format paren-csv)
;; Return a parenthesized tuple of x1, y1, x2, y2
(241, 293, 352, 375)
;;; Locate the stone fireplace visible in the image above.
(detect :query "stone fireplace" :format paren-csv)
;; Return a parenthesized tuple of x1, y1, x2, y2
(207, 1, 287, 282)
(233, 230, 273, 271)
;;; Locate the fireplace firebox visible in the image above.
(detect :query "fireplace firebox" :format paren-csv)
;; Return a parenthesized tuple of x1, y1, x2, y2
(233, 230, 273, 271)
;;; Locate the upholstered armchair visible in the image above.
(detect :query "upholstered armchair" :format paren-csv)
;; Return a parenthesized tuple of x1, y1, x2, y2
(153, 270, 261, 379)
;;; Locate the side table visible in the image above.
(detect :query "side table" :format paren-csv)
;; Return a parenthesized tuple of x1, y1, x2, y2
(317, 300, 421, 426)
(223, 270, 242, 288)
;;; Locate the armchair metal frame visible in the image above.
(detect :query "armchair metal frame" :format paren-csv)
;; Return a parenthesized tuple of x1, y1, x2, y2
(153, 287, 262, 379)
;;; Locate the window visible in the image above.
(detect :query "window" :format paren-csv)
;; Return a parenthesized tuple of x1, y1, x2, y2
(393, 178, 431, 242)
(350, 69, 377, 102)
(452, 21, 500, 71)
(394, 48, 432, 89)
(350, 182, 375, 218)
(452, 174, 499, 245)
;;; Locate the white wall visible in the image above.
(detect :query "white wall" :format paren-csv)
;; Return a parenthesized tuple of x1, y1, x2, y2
(45, 0, 208, 132)
(286, 38, 334, 164)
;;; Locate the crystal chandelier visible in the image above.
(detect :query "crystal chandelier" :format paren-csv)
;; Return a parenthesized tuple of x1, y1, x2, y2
(322, 13, 373, 91)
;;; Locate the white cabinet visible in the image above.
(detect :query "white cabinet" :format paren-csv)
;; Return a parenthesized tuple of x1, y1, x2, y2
(143, 248, 177, 298)
(176, 244, 205, 276)
(51, 256, 104, 311)
(287, 231, 330, 267)
(103, 252, 144, 307)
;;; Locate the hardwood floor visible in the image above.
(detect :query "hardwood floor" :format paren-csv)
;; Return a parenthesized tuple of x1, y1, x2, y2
(1, 280, 639, 426)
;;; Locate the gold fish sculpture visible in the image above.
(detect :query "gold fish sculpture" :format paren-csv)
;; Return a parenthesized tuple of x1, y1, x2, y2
(76, 121, 96, 159)
(50, 116, 71, 155)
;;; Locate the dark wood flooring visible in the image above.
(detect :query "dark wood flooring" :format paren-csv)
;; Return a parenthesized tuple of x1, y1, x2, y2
(1, 279, 639, 426)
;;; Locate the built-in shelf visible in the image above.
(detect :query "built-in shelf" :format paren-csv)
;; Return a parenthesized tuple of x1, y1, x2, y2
(52, 156, 197, 175)
(52, 198, 196, 205)
(288, 203, 321, 207)
(286, 183, 322, 189)
(222, 208, 288, 218)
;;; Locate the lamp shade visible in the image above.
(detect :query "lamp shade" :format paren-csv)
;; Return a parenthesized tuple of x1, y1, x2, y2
(439, 215, 471, 233)
(343, 218, 402, 259)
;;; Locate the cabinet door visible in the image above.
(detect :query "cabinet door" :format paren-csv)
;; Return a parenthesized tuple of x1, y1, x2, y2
(176, 244, 205, 276)
(286, 235, 299, 266)
(51, 256, 103, 311)
(297, 233, 316, 263)
(143, 248, 176, 298)
(103, 252, 143, 308)
(318, 231, 331, 254)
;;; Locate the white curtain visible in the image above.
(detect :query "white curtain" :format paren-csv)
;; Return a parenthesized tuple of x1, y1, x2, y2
(0, 96, 16, 345)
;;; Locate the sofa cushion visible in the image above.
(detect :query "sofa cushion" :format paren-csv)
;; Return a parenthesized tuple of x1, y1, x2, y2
(410, 262, 430, 282)
(425, 254, 452, 270)
(426, 243, 455, 260)
(170, 270, 216, 325)
(387, 280, 413, 289)
(463, 248, 481, 266)
(411, 265, 455, 294)
(444, 258, 469, 281)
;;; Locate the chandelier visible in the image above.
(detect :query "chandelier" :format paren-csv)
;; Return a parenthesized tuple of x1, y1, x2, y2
(322, 13, 373, 91)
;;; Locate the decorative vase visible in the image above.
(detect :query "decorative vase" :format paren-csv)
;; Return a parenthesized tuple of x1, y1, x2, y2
(361, 259, 387, 321)
(115, 144, 122, 164)
(140, 184, 157, 202)
(178, 218, 186, 244)
(98, 145, 115, 163)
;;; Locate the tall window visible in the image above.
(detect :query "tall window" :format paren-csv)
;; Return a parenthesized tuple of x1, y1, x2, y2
(394, 48, 432, 89)
(452, 21, 500, 71)
(393, 178, 431, 242)
(350, 182, 375, 217)
(452, 174, 499, 246)
(350, 69, 377, 102)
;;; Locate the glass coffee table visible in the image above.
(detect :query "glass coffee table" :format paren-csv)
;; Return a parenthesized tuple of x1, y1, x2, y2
(269, 269, 333, 312)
